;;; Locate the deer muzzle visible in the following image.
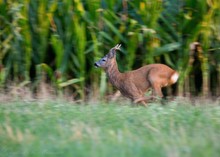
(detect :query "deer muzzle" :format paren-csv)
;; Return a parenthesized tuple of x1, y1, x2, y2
(94, 62, 100, 68)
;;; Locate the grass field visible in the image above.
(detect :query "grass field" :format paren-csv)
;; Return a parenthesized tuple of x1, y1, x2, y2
(0, 99, 220, 157)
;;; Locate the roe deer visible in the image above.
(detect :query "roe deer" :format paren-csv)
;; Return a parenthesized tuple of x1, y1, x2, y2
(94, 44, 179, 106)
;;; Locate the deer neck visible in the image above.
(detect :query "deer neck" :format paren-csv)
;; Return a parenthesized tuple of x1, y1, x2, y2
(105, 59, 122, 88)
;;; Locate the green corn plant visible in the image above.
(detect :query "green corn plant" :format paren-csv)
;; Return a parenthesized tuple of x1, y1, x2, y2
(50, 0, 87, 99)
(157, 0, 220, 97)
(213, 7, 220, 96)
(0, 1, 29, 84)
(72, 16, 86, 99)
(0, 0, 219, 99)
(29, 0, 56, 64)
(157, 0, 202, 96)
(0, 1, 11, 86)
(199, 0, 220, 97)
(50, 34, 64, 72)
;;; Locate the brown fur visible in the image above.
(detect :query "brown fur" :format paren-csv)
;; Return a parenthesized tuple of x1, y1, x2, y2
(95, 44, 179, 106)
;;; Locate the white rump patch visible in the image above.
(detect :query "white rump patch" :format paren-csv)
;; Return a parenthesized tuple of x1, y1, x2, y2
(171, 72, 179, 83)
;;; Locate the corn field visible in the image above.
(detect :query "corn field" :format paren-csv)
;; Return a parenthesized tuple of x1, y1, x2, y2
(0, 0, 220, 100)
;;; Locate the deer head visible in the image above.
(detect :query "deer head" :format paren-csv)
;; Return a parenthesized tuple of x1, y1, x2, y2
(94, 44, 121, 68)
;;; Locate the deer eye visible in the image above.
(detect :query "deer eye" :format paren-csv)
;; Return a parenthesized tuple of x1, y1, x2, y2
(102, 58, 106, 61)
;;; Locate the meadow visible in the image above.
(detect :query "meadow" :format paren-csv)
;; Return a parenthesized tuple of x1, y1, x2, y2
(0, 99, 220, 157)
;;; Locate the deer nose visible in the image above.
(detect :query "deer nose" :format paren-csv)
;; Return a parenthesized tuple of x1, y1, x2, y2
(94, 62, 99, 68)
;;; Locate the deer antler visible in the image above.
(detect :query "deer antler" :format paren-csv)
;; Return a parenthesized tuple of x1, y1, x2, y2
(109, 44, 121, 57)
(114, 44, 121, 50)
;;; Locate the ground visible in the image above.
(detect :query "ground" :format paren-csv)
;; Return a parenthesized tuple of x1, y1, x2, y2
(0, 98, 220, 157)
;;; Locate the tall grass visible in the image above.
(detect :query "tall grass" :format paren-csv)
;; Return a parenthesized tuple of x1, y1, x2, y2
(0, 0, 219, 99)
(0, 100, 220, 157)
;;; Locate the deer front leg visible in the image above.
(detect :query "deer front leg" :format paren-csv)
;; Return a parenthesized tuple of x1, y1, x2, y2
(121, 83, 149, 106)
(151, 84, 163, 100)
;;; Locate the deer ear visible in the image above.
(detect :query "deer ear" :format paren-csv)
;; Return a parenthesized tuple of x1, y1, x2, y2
(108, 49, 116, 58)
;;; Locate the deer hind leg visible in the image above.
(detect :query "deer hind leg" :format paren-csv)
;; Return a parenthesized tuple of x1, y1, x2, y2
(151, 83, 163, 99)
(134, 97, 147, 106)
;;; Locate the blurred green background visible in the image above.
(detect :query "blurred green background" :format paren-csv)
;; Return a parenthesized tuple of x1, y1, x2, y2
(0, 0, 219, 100)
